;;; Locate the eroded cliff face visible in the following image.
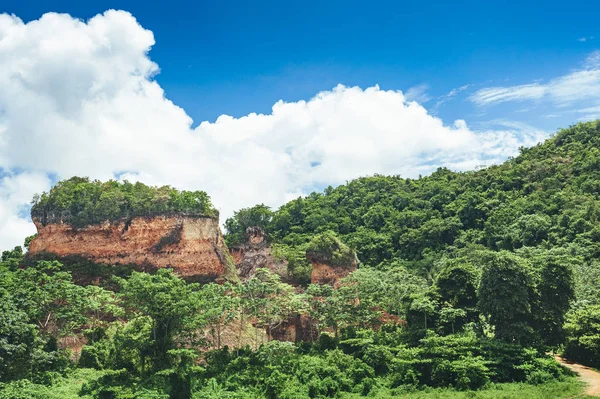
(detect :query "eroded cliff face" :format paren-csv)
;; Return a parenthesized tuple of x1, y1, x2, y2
(309, 261, 357, 285)
(309, 256, 358, 286)
(29, 215, 237, 282)
(231, 226, 358, 286)
(230, 227, 289, 282)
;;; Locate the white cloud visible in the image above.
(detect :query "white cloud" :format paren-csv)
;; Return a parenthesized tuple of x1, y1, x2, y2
(404, 84, 431, 103)
(470, 83, 546, 105)
(0, 172, 51, 249)
(432, 84, 472, 111)
(578, 36, 595, 43)
(584, 50, 600, 69)
(0, 10, 547, 250)
(470, 51, 600, 107)
(577, 105, 600, 114)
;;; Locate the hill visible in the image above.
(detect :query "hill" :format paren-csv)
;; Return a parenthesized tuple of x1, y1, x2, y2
(226, 120, 600, 303)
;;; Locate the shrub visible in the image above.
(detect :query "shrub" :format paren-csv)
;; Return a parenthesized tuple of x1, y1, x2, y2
(305, 231, 357, 267)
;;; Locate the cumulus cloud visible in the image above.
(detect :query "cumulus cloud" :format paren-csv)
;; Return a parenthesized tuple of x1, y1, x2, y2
(0, 172, 51, 249)
(0, 10, 547, 249)
(470, 51, 600, 107)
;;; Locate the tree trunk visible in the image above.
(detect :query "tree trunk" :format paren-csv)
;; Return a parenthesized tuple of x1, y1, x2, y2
(217, 323, 221, 349)
(237, 313, 244, 352)
(255, 326, 258, 350)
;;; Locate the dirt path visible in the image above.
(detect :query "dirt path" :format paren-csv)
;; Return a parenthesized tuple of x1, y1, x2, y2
(555, 355, 600, 396)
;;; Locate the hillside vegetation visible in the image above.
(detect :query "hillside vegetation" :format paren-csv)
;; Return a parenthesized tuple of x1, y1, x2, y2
(0, 121, 599, 398)
(228, 121, 600, 270)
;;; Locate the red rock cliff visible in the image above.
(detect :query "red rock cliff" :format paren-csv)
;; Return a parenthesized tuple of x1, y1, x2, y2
(29, 215, 238, 282)
(309, 260, 357, 286)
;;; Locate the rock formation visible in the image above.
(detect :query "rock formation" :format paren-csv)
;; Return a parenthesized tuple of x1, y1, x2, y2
(230, 227, 358, 286)
(28, 215, 238, 282)
(305, 231, 358, 286)
(308, 258, 357, 285)
(229, 226, 289, 282)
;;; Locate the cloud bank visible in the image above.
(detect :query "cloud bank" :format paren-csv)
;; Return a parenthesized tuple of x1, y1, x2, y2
(0, 10, 546, 249)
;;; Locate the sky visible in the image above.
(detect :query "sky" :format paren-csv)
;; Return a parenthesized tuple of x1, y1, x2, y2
(0, 0, 599, 249)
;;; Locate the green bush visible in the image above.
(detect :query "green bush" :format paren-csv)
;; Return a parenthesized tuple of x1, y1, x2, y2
(305, 231, 357, 267)
(272, 243, 312, 284)
(431, 356, 491, 390)
(388, 334, 568, 390)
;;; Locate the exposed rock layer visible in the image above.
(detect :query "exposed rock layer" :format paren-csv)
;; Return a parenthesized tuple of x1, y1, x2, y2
(231, 226, 358, 286)
(230, 227, 289, 282)
(309, 261, 357, 285)
(29, 215, 236, 282)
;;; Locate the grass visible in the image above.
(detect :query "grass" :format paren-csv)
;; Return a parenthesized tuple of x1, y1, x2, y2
(341, 378, 595, 399)
(2, 372, 595, 399)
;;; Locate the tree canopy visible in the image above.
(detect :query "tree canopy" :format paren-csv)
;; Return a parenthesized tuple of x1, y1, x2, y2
(31, 177, 218, 227)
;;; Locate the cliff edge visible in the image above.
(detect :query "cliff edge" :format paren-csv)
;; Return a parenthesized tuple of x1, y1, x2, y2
(29, 215, 238, 282)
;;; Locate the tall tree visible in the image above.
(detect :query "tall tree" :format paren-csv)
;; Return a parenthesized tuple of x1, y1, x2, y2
(117, 269, 206, 371)
(478, 252, 537, 345)
(535, 254, 575, 347)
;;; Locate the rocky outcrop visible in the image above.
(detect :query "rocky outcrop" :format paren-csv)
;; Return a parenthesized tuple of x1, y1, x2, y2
(309, 260, 357, 285)
(230, 227, 288, 282)
(306, 232, 359, 285)
(28, 215, 238, 282)
(231, 227, 358, 286)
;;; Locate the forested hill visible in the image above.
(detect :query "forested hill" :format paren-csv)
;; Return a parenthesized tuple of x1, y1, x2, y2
(226, 121, 600, 272)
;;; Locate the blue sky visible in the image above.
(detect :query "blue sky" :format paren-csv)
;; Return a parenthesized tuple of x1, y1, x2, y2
(0, 1, 599, 249)
(4, 0, 599, 128)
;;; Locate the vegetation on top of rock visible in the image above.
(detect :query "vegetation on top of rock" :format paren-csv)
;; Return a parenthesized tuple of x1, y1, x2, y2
(305, 230, 358, 267)
(224, 204, 273, 247)
(31, 177, 218, 227)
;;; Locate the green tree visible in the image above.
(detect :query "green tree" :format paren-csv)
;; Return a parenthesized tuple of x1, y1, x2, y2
(564, 304, 600, 367)
(410, 294, 437, 330)
(199, 282, 238, 349)
(117, 269, 206, 370)
(224, 204, 273, 246)
(535, 254, 575, 347)
(82, 285, 123, 343)
(478, 252, 537, 345)
(31, 177, 217, 227)
(0, 289, 61, 382)
(440, 305, 467, 334)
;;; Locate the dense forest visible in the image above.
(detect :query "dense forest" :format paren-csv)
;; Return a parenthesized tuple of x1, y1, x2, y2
(1, 121, 600, 398)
